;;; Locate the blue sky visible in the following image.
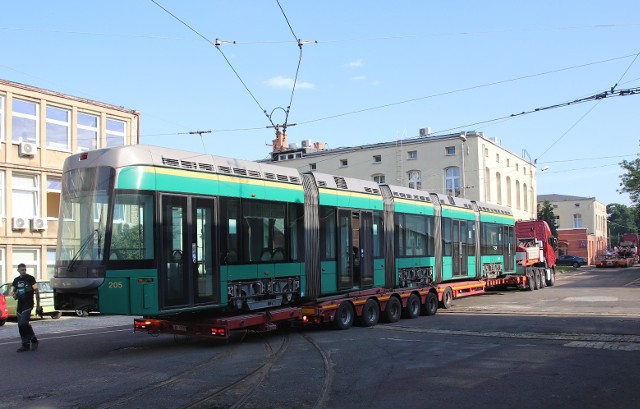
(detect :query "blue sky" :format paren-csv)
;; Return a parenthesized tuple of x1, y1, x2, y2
(2, 1, 639, 206)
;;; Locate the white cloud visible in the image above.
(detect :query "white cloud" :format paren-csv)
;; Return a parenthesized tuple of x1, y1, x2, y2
(264, 76, 314, 89)
(346, 59, 364, 68)
(351, 76, 366, 81)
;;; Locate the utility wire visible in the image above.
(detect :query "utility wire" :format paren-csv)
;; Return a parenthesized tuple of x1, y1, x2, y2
(149, 0, 276, 128)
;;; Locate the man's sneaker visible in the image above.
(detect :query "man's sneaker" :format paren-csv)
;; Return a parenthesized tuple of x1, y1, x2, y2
(31, 339, 39, 352)
(16, 345, 30, 352)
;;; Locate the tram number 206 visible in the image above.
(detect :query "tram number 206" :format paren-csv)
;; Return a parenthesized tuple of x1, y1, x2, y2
(108, 281, 124, 289)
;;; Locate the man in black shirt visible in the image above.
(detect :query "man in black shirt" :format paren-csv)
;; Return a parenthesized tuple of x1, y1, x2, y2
(11, 263, 41, 352)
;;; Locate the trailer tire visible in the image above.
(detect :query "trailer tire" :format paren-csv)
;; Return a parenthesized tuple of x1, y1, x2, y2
(358, 299, 380, 327)
(403, 294, 421, 319)
(422, 292, 438, 316)
(440, 287, 453, 309)
(383, 297, 402, 323)
(533, 270, 540, 290)
(333, 302, 355, 330)
(526, 272, 535, 291)
(546, 269, 556, 287)
(538, 269, 546, 289)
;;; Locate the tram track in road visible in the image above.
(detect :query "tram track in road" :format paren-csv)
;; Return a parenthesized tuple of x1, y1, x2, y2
(379, 324, 640, 351)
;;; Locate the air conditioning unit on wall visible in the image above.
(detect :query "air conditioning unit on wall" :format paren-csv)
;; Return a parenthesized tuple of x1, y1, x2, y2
(31, 217, 47, 231)
(12, 216, 28, 230)
(19, 141, 37, 157)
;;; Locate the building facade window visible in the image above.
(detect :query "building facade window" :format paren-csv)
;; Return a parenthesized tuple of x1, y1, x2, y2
(106, 118, 126, 147)
(485, 167, 491, 202)
(496, 153, 500, 163)
(0, 247, 5, 285)
(47, 176, 62, 218)
(340, 159, 348, 167)
(0, 171, 4, 218)
(12, 174, 39, 217)
(0, 94, 5, 142)
(445, 146, 455, 155)
(496, 172, 502, 205)
(506, 176, 512, 207)
(47, 247, 56, 278)
(12, 247, 40, 280)
(523, 183, 528, 211)
(444, 167, 460, 196)
(372, 174, 385, 184)
(46, 105, 71, 151)
(408, 150, 417, 160)
(574, 213, 583, 228)
(373, 155, 381, 163)
(12, 98, 39, 144)
(515, 181, 521, 210)
(77, 112, 100, 152)
(407, 170, 421, 190)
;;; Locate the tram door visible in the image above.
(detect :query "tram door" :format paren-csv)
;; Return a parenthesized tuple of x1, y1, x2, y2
(337, 210, 373, 290)
(451, 220, 469, 277)
(160, 195, 218, 309)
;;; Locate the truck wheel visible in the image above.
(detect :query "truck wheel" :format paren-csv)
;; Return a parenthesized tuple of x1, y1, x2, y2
(533, 270, 540, 290)
(421, 292, 438, 316)
(538, 270, 546, 289)
(333, 302, 355, 330)
(0, 319, 5, 326)
(546, 270, 556, 287)
(357, 299, 380, 327)
(440, 287, 453, 309)
(76, 309, 89, 317)
(402, 294, 421, 319)
(383, 297, 402, 323)
(51, 311, 62, 319)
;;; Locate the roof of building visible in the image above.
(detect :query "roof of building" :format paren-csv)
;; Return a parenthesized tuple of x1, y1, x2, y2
(0, 78, 139, 115)
(538, 194, 595, 202)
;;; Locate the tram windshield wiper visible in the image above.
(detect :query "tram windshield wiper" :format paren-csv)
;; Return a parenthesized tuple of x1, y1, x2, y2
(67, 228, 101, 272)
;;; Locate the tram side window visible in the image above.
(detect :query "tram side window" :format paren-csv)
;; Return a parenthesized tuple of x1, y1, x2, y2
(109, 192, 154, 260)
(395, 213, 405, 256)
(288, 203, 304, 262)
(426, 215, 435, 256)
(467, 220, 476, 255)
(405, 214, 427, 256)
(372, 211, 384, 258)
(242, 200, 286, 263)
(319, 206, 336, 260)
(481, 222, 501, 255)
(220, 198, 240, 264)
(443, 218, 452, 256)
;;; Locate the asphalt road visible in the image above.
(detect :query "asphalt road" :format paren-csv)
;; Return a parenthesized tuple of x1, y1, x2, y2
(1, 266, 638, 409)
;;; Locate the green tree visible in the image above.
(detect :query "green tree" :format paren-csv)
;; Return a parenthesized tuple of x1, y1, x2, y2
(607, 203, 639, 247)
(537, 200, 558, 238)
(619, 157, 640, 205)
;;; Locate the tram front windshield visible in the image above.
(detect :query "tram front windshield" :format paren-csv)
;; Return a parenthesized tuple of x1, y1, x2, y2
(56, 166, 115, 272)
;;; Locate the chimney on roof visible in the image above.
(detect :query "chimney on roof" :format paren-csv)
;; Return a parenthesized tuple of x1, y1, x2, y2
(272, 127, 288, 152)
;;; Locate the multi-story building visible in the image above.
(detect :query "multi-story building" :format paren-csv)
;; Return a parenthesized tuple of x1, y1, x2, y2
(0, 79, 139, 285)
(537, 194, 608, 264)
(267, 129, 538, 221)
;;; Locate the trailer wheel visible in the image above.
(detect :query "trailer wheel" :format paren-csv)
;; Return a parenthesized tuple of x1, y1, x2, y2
(440, 287, 453, 309)
(422, 292, 438, 316)
(545, 269, 556, 287)
(333, 302, 355, 330)
(383, 297, 402, 323)
(358, 299, 380, 327)
(402, 294, 421, 319)
(525, 272, 535, 291)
